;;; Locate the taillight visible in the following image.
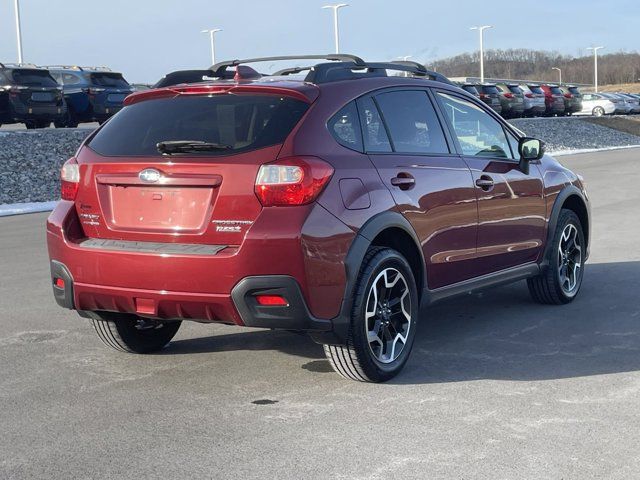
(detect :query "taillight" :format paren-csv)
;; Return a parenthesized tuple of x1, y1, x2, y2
(60, 158, 80, 201)
(255, 156, 334, 207)
(479, 93, 488, 99)
(564, 93, 572, 98)
(525, 93, 534, 98)
(85, 87, 106, 96)
(503, 92, 514, 98)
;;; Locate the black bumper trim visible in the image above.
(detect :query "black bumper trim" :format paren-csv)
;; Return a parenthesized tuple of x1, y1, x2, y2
(231, 276, 332, 332)
(50, 261, 75, 309)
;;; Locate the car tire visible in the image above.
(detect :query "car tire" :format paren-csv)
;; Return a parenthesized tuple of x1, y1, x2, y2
(592, 106, 605, 117)
(528, 209, 585, 305)
(54, 110, 78, 128)
(25, 122, 36, 130)
(91, 312, 182, 353)
(324, 247, 419, 382)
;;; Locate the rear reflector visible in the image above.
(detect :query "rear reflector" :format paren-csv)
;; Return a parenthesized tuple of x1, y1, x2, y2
(255, 295, 289, 306)
(54, 278, 65, 289)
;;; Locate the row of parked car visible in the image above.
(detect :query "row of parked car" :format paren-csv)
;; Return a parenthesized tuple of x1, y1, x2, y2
(0, 63, 133, 128)
(457, 82, 640, 118)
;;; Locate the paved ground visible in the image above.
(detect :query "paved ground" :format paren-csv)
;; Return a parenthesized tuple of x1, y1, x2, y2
(1, 149, 639, 479)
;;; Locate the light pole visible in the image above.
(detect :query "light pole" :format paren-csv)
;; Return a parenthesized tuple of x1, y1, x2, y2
(201, 28, 222, 65)
(587, 46, 604, 92)
(470, 25, 492, 83)
(14, 0, 24, 64)
(322, 4, 348, 54)
(552, 67, 562, 85)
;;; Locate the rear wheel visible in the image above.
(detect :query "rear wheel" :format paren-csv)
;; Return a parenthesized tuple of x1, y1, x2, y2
(528, 209, 585, 305)
(324, 247, 419, 382)
(91, 312, 181, 353)
(592, 106, 605, 117)
(54, 109, 78, 128)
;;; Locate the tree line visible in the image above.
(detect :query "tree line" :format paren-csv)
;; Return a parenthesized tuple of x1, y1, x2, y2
(429, 49, 640, 86)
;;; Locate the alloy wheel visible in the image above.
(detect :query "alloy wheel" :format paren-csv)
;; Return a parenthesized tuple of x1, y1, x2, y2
(558, 224, 582, 294)
(365, 268, 411, 364)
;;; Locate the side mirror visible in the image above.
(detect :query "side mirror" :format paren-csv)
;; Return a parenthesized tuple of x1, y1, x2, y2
(518, 137, 545, 174)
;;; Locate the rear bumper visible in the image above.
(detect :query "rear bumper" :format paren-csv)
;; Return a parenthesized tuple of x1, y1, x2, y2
(46, 200, 347, 336)
(10, 102, 67, 121)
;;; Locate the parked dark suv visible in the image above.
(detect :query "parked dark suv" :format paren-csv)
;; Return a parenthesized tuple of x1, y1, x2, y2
(559, 85, 583, 115)
(47, 55, 590, 382)
(44, 66, 133, 127)
(474, 83, 503, 114)
(0, 63, 67, 128)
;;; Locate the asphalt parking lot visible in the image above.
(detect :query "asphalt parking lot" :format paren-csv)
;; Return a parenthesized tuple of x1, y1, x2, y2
(1, 148, 639, 479)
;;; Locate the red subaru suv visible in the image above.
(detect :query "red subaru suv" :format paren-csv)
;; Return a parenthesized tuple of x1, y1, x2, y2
(47, 55, 590, 382)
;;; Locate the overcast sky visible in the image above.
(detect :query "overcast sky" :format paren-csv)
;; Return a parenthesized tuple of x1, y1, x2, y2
(0, 0, 637, 83)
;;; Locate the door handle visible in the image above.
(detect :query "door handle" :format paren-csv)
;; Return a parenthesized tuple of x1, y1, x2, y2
(391, 174, 415, 190)
(475, 176, 494, 190)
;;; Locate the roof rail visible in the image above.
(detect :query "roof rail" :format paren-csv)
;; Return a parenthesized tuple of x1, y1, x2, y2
(40, 65, 84, 71)
(81, 66, 113, 72)
(304, 61, 454, 85)
(0, 62, 39, 69)
(210, 54, 365, 78)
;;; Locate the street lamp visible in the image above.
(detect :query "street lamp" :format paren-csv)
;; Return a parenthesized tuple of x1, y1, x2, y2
(14, 0, 24, 64)
(587, 46, 604, 93)
(470, 25, 492, 83)
(201, 28, 222, 65)
(322, 4, 348, 54)
(552, 67, 562, 85)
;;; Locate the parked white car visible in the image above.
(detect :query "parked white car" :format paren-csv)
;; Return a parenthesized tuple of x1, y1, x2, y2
(601, 93, 631, 114)
(576, 93, 616, 116)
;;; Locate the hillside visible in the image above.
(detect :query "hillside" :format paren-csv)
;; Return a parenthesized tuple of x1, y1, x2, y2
(430, 49, 640, 86)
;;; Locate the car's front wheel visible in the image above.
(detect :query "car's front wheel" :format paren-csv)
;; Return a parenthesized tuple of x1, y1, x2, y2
(592, 106, 605, 117)
(91, 312, 181, 353)
(324, 247, 419, 382)
(528, 209, 585, 305)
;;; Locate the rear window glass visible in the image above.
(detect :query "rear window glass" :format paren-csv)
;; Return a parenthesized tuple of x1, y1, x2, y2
(461, 85, 479, 95)
(508, 85, 523, 94)
(528, 86, 544, 94)
(88, 94, 309, 157)
(568, 87, 581, 95)
(479, 85, 499, 94)
(375, 90, 449, 155)
(9, 69, 58, 87)
(328, 101, 363, 152)
(88, 73, 130, 88)
(550, 87, 564, 95)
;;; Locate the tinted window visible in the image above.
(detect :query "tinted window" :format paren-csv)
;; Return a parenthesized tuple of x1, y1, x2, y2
(528, 86, 544, 94)
(88, 73, 130, 88)
(328, 102, 363, 152)
(62, 73, 83, 85)
(508, 85, 523, 94)
(550, 87, 564, 95)
(375, 90, 449, 154)
(88, 94, 309, 157)
(462, 85, 479, 95)
(9, 69, 58, 87)
(568, 87, 581, 95)
(437, 92, 512, 159)
(358, 96, 392, 153)
(479, 85, 500, 94)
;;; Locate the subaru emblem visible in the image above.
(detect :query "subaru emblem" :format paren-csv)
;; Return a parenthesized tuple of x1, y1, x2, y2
(139, 168, 161, 183)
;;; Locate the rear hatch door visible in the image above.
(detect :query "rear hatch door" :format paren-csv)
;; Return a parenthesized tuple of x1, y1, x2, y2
(74, 90, 311, 246)
(9, 68, 62, 107)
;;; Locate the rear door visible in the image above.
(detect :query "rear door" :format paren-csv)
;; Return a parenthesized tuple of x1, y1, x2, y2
(435, 91, 546, 274)
(359, 89, 478, 288)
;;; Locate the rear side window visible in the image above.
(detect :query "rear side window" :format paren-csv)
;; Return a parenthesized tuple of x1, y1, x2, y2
(88, 94, 309, 157)
(358, 96, 392, 153)
(9, 69, 58, 87)
(375, 90, 449, 154)
(62, 73, 83, 85)
(328, 101, 363, 152)
(89, 73, 130, 88)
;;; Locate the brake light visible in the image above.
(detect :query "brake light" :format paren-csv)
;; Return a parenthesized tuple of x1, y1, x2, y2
(525, 93, 534, 98)
(255, 156, 333, 207)
(255, 295, 289, 306)
(503, 92, 514, 98)
(60, 158, 80, 201)
(564, 93, 573, 98)
(479, 93, 488, 99)
(85, 87, 106, 96)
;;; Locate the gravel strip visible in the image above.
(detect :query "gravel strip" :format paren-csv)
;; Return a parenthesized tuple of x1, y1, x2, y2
(0, 129, 92, 204)
(1, 118, 639, 205)
(508, 117, 640, 152)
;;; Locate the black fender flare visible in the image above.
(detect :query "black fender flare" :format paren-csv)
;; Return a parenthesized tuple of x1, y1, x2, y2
(540, 184, 590, 269)
(311, 211, 426, 345)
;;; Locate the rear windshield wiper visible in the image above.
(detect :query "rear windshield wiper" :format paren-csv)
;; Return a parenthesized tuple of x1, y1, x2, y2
(157, 140, 232, 155)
